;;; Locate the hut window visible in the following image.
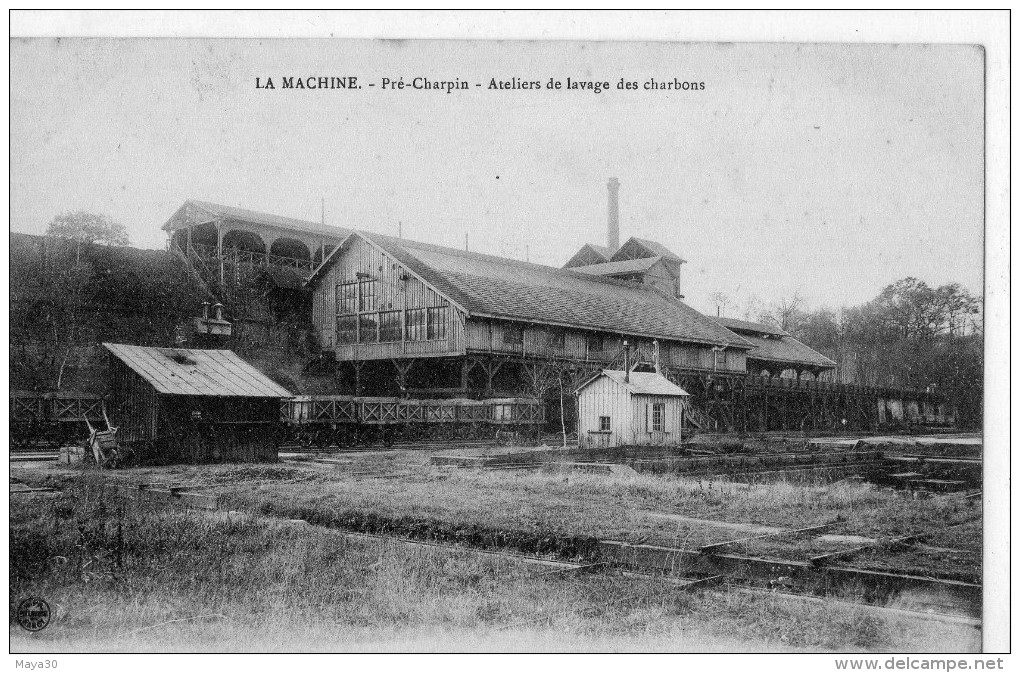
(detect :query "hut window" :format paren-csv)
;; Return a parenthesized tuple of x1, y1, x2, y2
(405, 308, 427, 341)
(503, 324, 524, 346)
(427, 307, 447, 340)
(379, 311, 402, 343)
(338, 282, 357, 315)
(358, 280, 378, 312)
(599, 416, 611, 432)
(652, 403, 665, 432)
(336, 316, 357, 344)
(358, 314, 379, 343)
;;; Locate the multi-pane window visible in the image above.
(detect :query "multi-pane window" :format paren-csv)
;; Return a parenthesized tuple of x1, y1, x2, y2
(358, 280, 377, 312)
(337, 275, 446, 345)
(427, 307, 447, 340)
(379, 311, 402, 343)
(714, 348, 726, 370)
(358, 314, 378, 343)
(548, 329, 565, 349)
(651, 403, 665, 432)
(504, 324, 524, 346)
(338, 283, 357, 315)
(599, 416, 611, 432)
(587, 333, 605, 355)
(336, 316, 357, 344)
(405, 308, 427, 341)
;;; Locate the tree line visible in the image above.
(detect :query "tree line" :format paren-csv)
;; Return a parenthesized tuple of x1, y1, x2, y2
(714, 278, 983, 428)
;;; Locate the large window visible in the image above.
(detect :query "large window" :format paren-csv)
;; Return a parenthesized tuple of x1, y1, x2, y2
(336, 316, 357, 344)
(358, 280, 377, 312)
(547, 329, 565, 349)
(358, 314, 378, 343)
(404, 307, 445, 342)
(337, 276, 447, 345)
(427, 307, 447, 340)
(379, 311, 402, 343)
(651, 403, 665, 432)
(587, 333, 605, 355)
(338, 282, 357, 315)
(405, 308, 427, 341)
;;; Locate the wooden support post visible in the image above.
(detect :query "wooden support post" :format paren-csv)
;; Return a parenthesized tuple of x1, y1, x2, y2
(352, 360, 365, 397)
(392, 359, 414, 397)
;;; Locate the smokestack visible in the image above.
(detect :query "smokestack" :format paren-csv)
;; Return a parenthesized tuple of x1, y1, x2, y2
(607, 177, 620, 253)
(653, 339, 660, 373)
(623, 340, 631, 383)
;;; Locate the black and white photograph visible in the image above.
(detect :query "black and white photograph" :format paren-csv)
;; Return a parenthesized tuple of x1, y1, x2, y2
(7, 10, 1010, 664)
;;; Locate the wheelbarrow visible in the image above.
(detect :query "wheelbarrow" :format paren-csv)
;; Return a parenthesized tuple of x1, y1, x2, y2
(84, 409, 124, 469)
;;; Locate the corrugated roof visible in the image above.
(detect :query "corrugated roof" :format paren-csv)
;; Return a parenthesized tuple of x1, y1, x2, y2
(714, 316, 790, 337)
(571, 256, 663, 276)
(578, 370, 689, 396)
(104, 343, 293, 397)
(327, 231, 751, 349)
(164, 200, 351, 239)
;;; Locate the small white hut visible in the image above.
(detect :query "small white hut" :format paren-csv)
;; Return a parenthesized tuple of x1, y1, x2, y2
(575, 369, 689, 449)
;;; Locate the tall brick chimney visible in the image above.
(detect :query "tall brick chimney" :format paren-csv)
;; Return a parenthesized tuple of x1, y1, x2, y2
(607, 177, 620, 253)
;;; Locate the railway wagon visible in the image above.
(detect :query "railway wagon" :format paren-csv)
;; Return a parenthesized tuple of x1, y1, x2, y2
(9, 391, 106, 451)
(281, 395, 545, 449)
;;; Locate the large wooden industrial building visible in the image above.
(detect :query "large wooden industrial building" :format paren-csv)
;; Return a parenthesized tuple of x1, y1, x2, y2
(160, 179, 948, 433)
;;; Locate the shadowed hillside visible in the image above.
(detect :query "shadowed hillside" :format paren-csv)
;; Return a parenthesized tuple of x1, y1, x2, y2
(9, 233, 322, 394)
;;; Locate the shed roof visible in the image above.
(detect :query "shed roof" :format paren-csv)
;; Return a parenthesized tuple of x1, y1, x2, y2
(713, 316, 790, 337)
(737, 333, 838, 369)
(104, 343, 292, 398)
(311, 231, 750, 349)
(577, 370, 689, 396)
(711, 317, 835, 369)
(570, 256, 663, 276)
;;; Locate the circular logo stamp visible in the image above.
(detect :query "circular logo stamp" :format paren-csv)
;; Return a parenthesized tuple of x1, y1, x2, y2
(15, 597, 51, 632)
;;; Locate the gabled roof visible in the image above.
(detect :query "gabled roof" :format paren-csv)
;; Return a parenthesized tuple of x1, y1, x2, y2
(563, 243, 612, 269)
(309, 231, 751, 349)
(576, 369, 689, 396)
(611, 237, 686, 264)
(714, 316, 790, 337)
(163, 200, 351, 239)
(571, 256, 663, 277)
(104, 343, 292, 397)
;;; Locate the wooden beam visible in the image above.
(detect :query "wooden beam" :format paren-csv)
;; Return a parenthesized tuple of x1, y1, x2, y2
(698, 521, 839, 554)
(809, 533, 927, 566)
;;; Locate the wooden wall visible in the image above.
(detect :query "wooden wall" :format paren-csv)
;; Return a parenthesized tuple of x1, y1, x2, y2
(107, 358, 159, 443)
(577, 376, 684, 448)
(311, 236, 464, 360)
(465, 318, 746, 373)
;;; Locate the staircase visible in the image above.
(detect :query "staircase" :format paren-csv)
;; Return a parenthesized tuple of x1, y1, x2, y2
(683, 402, 717, 431)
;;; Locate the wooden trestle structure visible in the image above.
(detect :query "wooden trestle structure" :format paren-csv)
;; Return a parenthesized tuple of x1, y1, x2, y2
(317, 349, 943, 434)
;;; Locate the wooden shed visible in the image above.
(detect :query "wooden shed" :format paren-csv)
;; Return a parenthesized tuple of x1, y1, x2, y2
(103, 343, 292, 464)
(575, 370, 689, 449)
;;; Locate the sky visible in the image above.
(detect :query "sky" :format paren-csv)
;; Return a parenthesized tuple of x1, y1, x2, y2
(9, 39, 984, 316)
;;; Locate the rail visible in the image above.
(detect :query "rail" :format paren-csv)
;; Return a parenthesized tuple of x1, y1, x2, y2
(170, 241, 316, 275)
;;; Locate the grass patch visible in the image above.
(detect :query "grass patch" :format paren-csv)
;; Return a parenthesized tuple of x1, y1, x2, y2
(9, 474, 978, 652)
